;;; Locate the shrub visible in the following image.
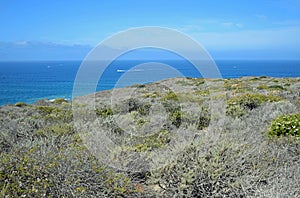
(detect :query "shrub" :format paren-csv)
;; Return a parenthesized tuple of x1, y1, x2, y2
(96, 107, 113, 117)
(192, 78, 205, 86)
(15, 102, 27, 107)
(149, 143, 251, 197)
(194, 90, 209, 96)
(268, 85, 286, 90)
(268, 113, 300, 137)
(162, 91, 179, 101)
(175, 80, 193, 86)
(131, 84, 146, 88)
(226, 93, 282, 117)
(34, 123, 74, 138)
(131, 130, 170, 152)
(226, 104, 246, 118)
(35, 106, 73, 122)
(142, 93, 159, 98)
(197, 106, 211, 130)
(169, 110, 182, 128)
(257, 84, 268, 90)
(0, 143, 138, 197)
(52, 98, 68, 104)
(123, 98, 150, 115)
(138, 103, 151, 116)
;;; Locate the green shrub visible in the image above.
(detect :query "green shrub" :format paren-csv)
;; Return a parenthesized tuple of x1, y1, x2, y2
(226, 104, 247, 118)
(96, 107, 113, 117)
(194, 89, 209, 96)
(268, 113, 300, 137)
(141, 92, 160, 98)
(223, 79, 234, 90)
(226, 93, 282, 117)
(36, 106, 62, 116)
(0, 141, 138, 197)
(132, 130, 170, 152)
(175, 80, 193, 86)
(268, 85, 286, 90)
(124, 98, 150, 115)
(257, 84, 268, 90)
(162, 91, 179, 101)
(192, 78, 205, 86)
(52, 98, 68, 104)
(162, 100, 180, 113)
(138, 103, 151, 116)
(169, 110, 182, 128)
(149, 143, 251, 197)
(131, 84, 146, 88)
(197, 106, 211, 130)
(35, 106, 73, 122)
(250, 77, 260, 81)
(34, 123, 74, 138)
(15, 102, 27, 107)
(259, 76, 268, 78)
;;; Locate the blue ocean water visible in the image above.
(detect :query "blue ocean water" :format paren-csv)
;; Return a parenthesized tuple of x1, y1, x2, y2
(0, 59, 300, 106)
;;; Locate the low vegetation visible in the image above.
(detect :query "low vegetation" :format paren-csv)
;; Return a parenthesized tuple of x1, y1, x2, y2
(268, 113, 300, 137)
(1, 76, 299, 197)
(226, 93, 282, 118)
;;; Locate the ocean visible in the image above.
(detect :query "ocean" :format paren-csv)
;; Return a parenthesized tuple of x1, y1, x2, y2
(0, 59, 300, 106)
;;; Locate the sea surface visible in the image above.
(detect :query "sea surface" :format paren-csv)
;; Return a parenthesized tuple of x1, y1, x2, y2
(0, 59, 300, 106)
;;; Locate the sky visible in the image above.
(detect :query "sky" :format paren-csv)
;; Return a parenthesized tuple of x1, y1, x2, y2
(0, 0, 300, 60)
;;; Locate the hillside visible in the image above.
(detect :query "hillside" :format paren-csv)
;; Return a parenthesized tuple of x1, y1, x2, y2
(1, 76, 300, 197)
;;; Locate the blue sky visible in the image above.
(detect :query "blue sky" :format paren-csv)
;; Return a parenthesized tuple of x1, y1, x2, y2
(0, 0, 300, 60)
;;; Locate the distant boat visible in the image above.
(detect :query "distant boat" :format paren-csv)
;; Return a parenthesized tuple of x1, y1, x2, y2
(116, 69, 126, 73)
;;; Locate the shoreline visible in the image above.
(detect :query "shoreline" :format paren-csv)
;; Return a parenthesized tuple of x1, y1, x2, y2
(1, 75, 300, 107)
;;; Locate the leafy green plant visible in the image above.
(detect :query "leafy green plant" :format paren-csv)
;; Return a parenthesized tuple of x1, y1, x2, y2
(132, 130, 170, 152)
(268, 85, 286, 90)
(1, 76, 300, 197)
(257, 84, 268, 90)
(35, 106, 73, 122)
(34, 123, 74, 138)
(124, 98, 150, 115)
(15, 102, 27, 107)
(197, 106, 211, 130)
(268, 113, 300, 137)
(0, 137, 138, 197)
(162, 91, 179, 101)
(169, 110, 182, 128)
(226, 93, 282, 117)
(96, 107, 113, 117)
(138, 103, 151, 116)
(131, 84, 146, 88)
(192, 78, 205, 86)
(142, 92, 160, 98)
(257, 84, 286, 91)
(194, 89, 209, 96)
